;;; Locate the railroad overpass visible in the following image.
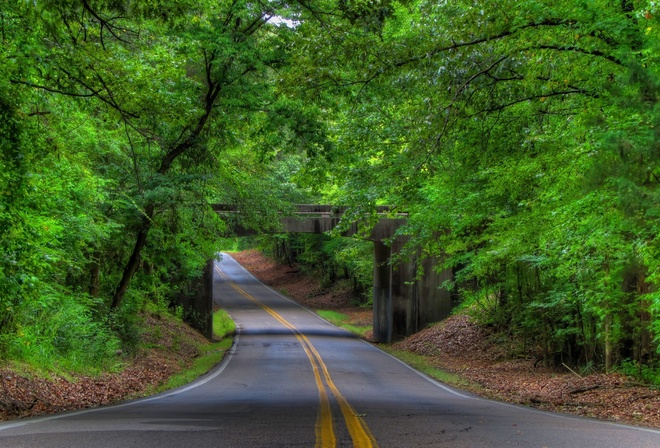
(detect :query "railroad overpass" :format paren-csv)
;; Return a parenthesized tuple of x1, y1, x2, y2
(214, 204, 455, 343)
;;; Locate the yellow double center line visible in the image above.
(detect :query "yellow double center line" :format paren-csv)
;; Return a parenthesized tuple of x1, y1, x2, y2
(215, 265, 377, 448)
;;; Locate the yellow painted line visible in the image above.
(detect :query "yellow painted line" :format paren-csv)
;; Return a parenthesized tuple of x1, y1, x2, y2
(215, 266, 335, 447)
(215, 265, 377, 448)
(306, 340, 378, 448)
(311, 352, 336, 448)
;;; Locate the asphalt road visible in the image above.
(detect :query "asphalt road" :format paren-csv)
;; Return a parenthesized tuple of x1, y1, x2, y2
(0, 253, 659, 447)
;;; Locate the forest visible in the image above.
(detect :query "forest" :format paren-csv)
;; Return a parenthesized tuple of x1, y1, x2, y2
(1, 0, 660, 381)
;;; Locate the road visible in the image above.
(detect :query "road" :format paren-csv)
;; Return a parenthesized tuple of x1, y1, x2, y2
(0, 253, 659, 447)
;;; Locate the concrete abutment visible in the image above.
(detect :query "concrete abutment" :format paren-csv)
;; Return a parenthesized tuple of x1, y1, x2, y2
(372, 240, 455, 343)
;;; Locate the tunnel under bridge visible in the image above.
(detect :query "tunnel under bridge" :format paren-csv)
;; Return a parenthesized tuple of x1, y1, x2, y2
(214, 204, 456, 343)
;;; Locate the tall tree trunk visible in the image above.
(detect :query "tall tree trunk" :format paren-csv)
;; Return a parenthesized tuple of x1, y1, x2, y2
(542, 321, 550, 368)
(603, 260, 613, 372)
(605, 312, 613, 372)
(89, 251, 101, 297)
(110, 204, 155, 309)
(108, 77, 221, 310)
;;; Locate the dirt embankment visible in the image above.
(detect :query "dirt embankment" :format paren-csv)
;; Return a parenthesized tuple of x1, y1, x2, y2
(0, 313, 207, 421)
(231, 250, 660, 429)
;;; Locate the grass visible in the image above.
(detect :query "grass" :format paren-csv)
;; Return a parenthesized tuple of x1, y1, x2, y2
(378, 346, 480, 392)
(139, 309, 236, 397)
(316, 309, 371, 338)
(0, 360, 72, 383)
(213, 309, 236, 340)
(143, 338, 233, 396)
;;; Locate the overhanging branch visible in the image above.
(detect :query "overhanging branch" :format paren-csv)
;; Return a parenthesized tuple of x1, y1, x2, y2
(9, 79, 100, 97)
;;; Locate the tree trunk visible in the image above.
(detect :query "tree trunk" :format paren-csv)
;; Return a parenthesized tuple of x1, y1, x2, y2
(110, 203, 155, 309)
(89, 251, 100, 297)
(605, 312, 613, 372)
(108, 76, 221, 310)
(542, 322, 550, 368)
(637, 272, 652, 363)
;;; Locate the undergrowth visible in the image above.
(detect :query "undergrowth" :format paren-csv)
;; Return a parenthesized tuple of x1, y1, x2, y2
(616, 359, 660, 387)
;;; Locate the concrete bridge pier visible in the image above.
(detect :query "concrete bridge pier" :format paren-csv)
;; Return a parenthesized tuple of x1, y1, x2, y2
(373, 240, 455, 343)
(373, 241, 393, 343)
(373, 240, 417, 343)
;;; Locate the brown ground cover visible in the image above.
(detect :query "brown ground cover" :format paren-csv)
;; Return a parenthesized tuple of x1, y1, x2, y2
(230, 249, 660, 429)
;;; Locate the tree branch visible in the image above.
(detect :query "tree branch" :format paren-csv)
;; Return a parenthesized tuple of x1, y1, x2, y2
(9, 79, 100, 97)
(452, 56, 509, 99)
(469, 89, 595, 116)
(80, 0, 135, 47)
(518, 44, 624, 66)
(53, 64, 140, 119)
(394, 19, 573, 69)
(158, 83, 222, 174)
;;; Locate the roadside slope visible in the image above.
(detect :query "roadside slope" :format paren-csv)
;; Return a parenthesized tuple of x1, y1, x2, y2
(0, 312, 227, 421)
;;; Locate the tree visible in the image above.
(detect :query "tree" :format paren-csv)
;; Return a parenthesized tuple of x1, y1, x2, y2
(0, 0, 329, 364)
(287, 0, 660, 368)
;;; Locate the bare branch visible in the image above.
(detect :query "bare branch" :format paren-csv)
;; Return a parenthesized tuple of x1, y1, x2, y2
(9, 79, 100, 97)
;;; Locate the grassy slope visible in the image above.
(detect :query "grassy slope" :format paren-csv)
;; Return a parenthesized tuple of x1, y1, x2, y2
(0, 309, 235, 421)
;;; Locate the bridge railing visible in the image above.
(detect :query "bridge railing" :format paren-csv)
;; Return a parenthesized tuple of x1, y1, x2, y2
(212, 204, 407, 217)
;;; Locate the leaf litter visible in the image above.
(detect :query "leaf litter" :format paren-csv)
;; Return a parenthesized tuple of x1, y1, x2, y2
(0, 313, 208, 421)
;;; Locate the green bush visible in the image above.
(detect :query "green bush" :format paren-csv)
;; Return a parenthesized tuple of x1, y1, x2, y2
(8, 290, 122, 373)
(617, 359, 660, 387)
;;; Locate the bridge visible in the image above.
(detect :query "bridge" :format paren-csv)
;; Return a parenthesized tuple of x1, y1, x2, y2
(213, 204, 456, 343)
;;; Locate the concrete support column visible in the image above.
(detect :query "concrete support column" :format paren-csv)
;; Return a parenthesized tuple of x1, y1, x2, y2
(372, 241, 393, 343)
(373, 239, 417, 342)
(390, 240, 417, 339)
(416, 256, 454, 329)
(202, 259, 214, 340)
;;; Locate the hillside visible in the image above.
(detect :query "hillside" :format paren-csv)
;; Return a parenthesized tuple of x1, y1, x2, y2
(0, 313, 217, 421)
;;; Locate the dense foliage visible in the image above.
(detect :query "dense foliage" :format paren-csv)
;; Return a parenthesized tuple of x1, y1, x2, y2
(2, 0, 660, 379)
(287, 0, 660, 372)
(260, 234, 373, 304)
(0, 0, 318, 371)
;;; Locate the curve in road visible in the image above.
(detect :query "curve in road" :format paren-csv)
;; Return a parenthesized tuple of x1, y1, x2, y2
(0, 253, 658, 447)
